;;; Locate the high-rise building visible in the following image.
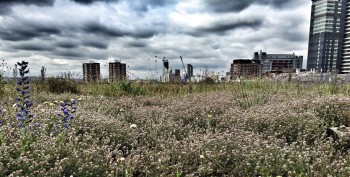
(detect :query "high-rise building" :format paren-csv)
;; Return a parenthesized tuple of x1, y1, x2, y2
(162, 58, 169, 82)
(82, 63, 100, 82)
(307, 0, 348, 73)
(187, 64, 193, 79)
(109, 61, 126, 82)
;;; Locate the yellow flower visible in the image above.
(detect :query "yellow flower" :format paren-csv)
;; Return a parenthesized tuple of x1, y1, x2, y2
(53, 101, 58, 104)
(3, 109, 7, 113)
(208, 114, 212, 118)
(44, 101, 49, 105)
(41, 109, 45, 113)
(49, 103, 54, 106)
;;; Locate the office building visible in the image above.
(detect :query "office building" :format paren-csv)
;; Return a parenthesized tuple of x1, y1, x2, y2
(254, 50, 303, 72)
(162, 58, 169, 82)
(187, 64, 193, 79)
(307, 0, 349, 73)
(109, 61, 126, 82)
(82, 63, 100, 82)
(230, 59, 262, 79)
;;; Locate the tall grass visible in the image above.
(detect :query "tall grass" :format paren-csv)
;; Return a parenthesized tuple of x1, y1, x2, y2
(2, 77, 350, 175)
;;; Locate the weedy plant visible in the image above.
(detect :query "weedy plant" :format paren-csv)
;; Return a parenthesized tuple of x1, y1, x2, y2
(0, 73, 5, 96)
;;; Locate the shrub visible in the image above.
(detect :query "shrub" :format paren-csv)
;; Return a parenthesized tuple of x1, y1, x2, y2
(0, 74, 4, 95)
(200, 77, 215, 85)
(120, 82, 146, 96)
(45, 77, 79, 94)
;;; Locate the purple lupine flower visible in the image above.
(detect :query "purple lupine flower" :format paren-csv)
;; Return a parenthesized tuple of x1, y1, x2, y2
(63, 108, 69, 115)
(15, 61, 36, 134)
(63, 116, 69, 123)
(62, 123, 69, 129)
(17, 79, 22, 85)
(34, 122, 40, 127)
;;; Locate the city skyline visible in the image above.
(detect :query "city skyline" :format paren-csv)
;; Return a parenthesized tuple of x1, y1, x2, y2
(0, 0, 311, 78)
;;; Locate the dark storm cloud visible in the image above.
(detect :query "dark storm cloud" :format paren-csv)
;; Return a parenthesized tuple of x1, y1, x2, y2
(204, 0, 297, 13)
(82, 22, 159, 39)
(13, 43, 54, 51)
(126, 41, 147, 48)
(56, 41, 79, 49)
(54, 50, 85, 58)
(0, 0, 54, 5)
(70, 0, 119, 5)
(82, 40, 109, 49)
(188, 18, 264, 37)
(70, 0, 175, 12)
(0, 0, 54, 14)
(0, 22, 61, 41)
(132, 30, 159, 39)
(200, 19, 263, 33)
(83, 22, 125, 37)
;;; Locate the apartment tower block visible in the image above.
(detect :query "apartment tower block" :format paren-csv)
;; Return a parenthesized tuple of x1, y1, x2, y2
(82, 63, 100, 82)
(109, 61, 127, 82)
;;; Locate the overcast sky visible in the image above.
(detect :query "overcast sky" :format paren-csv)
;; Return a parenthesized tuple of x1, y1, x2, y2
(0, 0, 311, 79)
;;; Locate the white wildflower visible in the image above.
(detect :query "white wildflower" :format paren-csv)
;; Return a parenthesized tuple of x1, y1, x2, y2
(130, 124, 137, 129)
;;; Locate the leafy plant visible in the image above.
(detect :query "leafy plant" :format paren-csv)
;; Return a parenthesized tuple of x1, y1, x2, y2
(45, 77, 79, 94)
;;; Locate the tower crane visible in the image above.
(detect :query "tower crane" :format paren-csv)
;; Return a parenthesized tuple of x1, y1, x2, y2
(180, 56, 188, 80)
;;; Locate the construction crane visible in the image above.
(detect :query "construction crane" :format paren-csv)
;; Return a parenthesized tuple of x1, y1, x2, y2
(180, 56, 188, 80)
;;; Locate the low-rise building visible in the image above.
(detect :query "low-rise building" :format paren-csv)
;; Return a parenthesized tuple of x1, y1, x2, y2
(230, 59, 262, 79)
(254, 50, 303, 72)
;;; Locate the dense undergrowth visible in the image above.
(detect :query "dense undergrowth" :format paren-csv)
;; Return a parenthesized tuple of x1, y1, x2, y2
(1, 74, 350, 176)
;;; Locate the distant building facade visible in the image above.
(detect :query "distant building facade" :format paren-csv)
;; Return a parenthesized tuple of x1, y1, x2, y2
(109, 61, 126, 82)
(254, 50, 303, 72)
(230, 59, 262, 79)
(174, 69, 181, 81)
(82, 63, 100, 82)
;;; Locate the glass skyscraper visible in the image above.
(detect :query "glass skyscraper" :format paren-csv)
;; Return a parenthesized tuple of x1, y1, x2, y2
(307, 0, 348, 73)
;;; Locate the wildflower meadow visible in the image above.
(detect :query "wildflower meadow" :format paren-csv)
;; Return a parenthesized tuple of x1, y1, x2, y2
(1, 61, 350, 176)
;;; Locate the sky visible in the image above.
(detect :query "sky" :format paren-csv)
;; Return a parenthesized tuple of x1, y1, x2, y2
(0, 0, 312, 79)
